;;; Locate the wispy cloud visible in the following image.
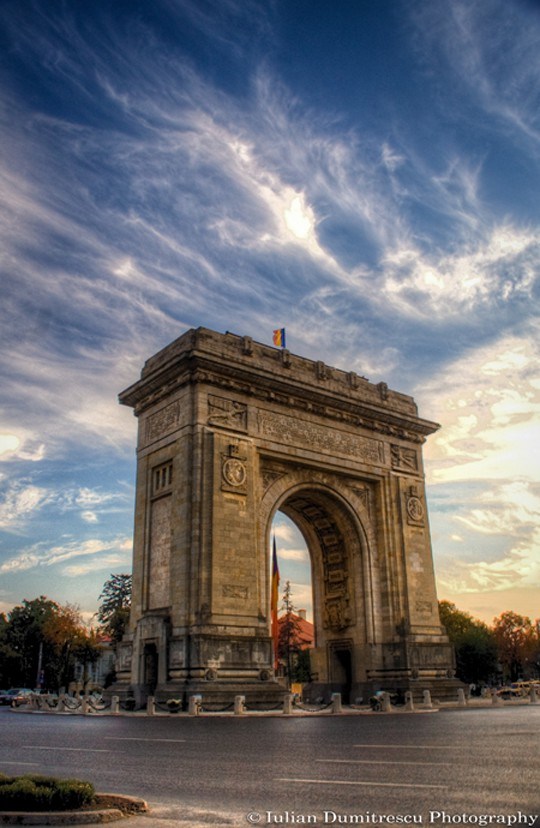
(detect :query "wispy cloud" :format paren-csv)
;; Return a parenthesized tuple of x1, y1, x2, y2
(0, 536, 131, 575)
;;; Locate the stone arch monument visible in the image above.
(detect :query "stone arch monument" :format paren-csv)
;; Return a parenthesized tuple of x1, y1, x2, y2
(114, 327, 457, 706)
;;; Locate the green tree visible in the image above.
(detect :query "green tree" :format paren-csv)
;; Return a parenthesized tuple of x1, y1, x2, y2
(3, 597, 61, 688)
(439, 600, 498, 685)
(97, 573, 132, 644)
(0, 612, 21, 688)
(492, 611, 538, 682)
(0, 597, 100, 691)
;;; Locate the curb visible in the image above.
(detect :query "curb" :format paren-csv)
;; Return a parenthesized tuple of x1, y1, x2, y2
(0, 794, 148, 825)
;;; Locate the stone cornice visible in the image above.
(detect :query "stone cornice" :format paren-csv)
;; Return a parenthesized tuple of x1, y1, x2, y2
(119, 327, 439, 443)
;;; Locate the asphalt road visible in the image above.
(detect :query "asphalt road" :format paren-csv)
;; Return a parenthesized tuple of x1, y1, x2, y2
(0, 706, 538, 827)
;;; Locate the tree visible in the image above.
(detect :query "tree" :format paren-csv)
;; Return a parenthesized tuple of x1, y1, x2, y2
(492, 611, 538, 682)
(2, 597, 61, 689)
(438, 600, 498, 685)
(277, 581, 311, 686)
(0, 612, 21, 688)
(43, 603, 100, 690)
(96, 573, 132, 644)
(0, 597, 99, 691)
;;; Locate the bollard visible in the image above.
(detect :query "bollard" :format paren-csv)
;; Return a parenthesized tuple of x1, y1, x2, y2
(56, 694, 66, 713)
(422, 690, 433, 709)
(529, 686, 538, 705)
(381, 692, 392, 712)
(331, 693, 342, 714)
(283, 693, 294, 715)
(81, 696, 89, 715)
(29, 693, 38, 710)
(457, 688, 467, 707)
(146, 695, 155, 716)
(405, 691, 415, 711)
(491, 690, 502, 705)
(111, 695, 120, 715)
(234, 695, 246, 715)
(188, 695, 202, 716)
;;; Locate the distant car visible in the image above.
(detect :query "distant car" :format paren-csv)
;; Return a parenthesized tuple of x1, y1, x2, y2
(0, 688, 34, 707)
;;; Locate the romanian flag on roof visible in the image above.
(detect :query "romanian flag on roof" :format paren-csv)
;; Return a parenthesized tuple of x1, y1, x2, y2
(271, 535, 280, 669)
(273, 328, 286, 348)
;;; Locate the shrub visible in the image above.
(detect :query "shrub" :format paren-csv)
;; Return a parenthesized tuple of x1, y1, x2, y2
(0, 774, 95, 811)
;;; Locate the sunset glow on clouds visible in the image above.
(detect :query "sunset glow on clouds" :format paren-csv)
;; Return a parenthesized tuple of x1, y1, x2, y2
(0, 0, 538, 624)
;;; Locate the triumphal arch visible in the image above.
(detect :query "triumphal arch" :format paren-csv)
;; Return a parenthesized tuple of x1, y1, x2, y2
(114, 327, 456, 706)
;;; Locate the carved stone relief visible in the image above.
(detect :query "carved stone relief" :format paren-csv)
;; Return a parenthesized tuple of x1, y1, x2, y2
(221, 444, 248, 495)
(261, 469, 287, 492)
(406, 486, 425, 526)
(145, 401, 182, 445)
(222, 584, 249, 599)
(391, 444, 418, 472)
(257, 410, 384, 465)
(208, 394, 247, 432)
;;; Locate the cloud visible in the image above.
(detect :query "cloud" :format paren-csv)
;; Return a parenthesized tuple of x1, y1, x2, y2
(410, 0, 540, 152)
(0, 483, 51, 529)
(437, 529, 540, 595)
(0, 480, 130, 531)
(380, 224, 539, 318)
(0, 536, 131, 575)
(62, 552, 131, 577)
(419, 324, 540, 484)
(278, 547, 309, 563)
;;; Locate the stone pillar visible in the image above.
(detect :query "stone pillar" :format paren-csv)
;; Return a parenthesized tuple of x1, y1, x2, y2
(331, 693, 342, 714)
(405, 691, 414, 711)
(529, 686, 538, 705)
(111, 695, 120, 715)
(422, 690, 433, 709)
(56, 695, 66, 713)
(146, 695, 155, 716)
(283, 693, 294, 715)
(81, 696, 89, 715)
(457, 688, 467, 706)
(188, 695, 202, 716)
(234, 695, 246, 715)
(491, 690, 502, 705)
(381, 692, 392, 712)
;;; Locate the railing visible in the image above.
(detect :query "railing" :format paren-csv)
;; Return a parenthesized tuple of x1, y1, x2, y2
(10, 685, 539, 716)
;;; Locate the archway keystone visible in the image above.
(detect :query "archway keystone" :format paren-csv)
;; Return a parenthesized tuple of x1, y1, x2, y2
(113, 327, 458, 706)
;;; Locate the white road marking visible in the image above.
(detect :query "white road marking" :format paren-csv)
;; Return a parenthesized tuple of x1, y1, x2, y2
(0, 761, 39, 766)
(353, 743, 460, 749)
(104, 737, 186, 743)
(318, 759, 453, 766)
(23, 746, 111, 752)
(276, 778, 446, 790)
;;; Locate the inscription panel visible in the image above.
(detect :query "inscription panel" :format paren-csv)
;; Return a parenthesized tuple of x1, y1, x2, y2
(257, 410, 384, 465)
(144, 401, 182, 446)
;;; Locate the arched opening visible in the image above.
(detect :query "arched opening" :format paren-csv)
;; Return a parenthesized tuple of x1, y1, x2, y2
(269, 485, 368, 703)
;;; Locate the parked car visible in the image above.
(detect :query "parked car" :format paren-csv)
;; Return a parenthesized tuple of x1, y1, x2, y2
(0, 688, 34, 707)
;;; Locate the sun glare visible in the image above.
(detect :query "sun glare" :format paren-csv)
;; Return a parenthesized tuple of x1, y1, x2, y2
(284, 194, 314, 240)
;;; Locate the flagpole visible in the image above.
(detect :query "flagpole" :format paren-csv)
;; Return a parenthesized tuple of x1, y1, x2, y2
(271, 534, 280, 672)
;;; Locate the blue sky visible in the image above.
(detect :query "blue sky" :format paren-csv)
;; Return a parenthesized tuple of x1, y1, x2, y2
(0, 0, 538, 627)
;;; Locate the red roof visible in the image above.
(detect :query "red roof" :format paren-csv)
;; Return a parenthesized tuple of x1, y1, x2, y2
(277, 612, 314, 649)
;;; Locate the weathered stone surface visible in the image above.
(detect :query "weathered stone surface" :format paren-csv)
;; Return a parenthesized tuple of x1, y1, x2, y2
(113, 327, 458, 706)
